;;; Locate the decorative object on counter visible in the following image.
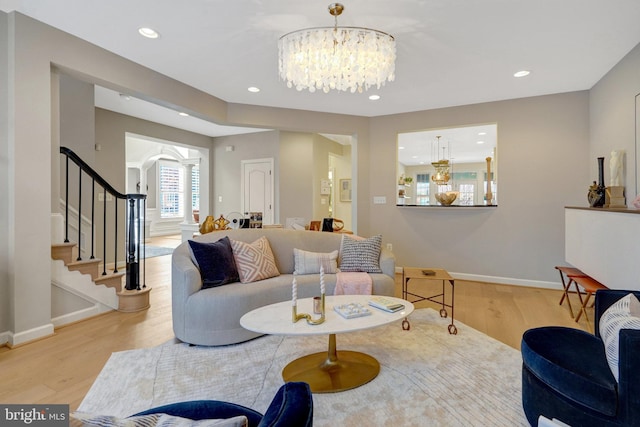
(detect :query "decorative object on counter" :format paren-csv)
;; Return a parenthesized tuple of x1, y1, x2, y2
(485, 157, 494, 205)
(213, 214, 231, 230)
(606, 150, 626, 208)
(199, 215, 215, 234)
(633, 194, 640, 209)
(606, 186, 626, 208)
(587, 157, 606, 207)
(610, 150, 624, 186)
(435, 191, 459, 206)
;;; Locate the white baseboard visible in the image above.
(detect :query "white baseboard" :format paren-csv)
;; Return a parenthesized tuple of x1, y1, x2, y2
(52, 304, 112, 328)
(395, 266, 559, 290)
(8, 323, 55, 347)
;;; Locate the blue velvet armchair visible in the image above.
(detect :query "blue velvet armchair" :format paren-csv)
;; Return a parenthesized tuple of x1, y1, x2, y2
(521, 290, 640, 427)
(133, 381, 313, 427)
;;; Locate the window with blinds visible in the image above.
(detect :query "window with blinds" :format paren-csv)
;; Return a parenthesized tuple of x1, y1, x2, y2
(159, 160, 184, 218)
(416, 173, 430, 205)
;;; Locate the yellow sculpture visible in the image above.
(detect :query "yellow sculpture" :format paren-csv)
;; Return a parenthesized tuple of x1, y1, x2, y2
(199, 214, 231, 234)
(213, 215, 230, 230)
(199, 215, 215, 234)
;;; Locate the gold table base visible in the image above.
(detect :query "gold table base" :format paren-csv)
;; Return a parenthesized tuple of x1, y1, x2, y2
(282, 333, 380, 393)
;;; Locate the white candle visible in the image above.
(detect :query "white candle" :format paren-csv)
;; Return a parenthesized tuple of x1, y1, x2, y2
(320, 266, 325, 295)
(292, 276, 297, 306)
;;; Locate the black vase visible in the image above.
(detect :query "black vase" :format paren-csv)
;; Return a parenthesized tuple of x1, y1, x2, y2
(588, 157, 606, 207)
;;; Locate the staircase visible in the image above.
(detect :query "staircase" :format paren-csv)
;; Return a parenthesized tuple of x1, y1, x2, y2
(54, 146, 151, 318)
(51, 241, 150, 312)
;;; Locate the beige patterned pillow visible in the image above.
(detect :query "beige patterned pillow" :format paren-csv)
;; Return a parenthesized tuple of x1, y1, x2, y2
(599, 293, 640, 381)
(293, 248, 338, 274)
(230, 236, 280, 283)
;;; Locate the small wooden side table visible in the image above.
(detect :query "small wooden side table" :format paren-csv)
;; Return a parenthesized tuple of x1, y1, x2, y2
(403, 267, 457, 334)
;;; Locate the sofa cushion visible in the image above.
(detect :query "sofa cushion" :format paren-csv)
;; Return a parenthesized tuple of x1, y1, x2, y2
(293, 248, 338, 275)
(521, 326, 617, 417)
(230, 236, 280, 283)
(599, 292, 640, 381)
(188, 237, 240, 289)
(339, 234, 382, 273)
(71, 411, 248, 426)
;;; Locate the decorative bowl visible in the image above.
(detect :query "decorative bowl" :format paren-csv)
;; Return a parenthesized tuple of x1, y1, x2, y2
(435, 191, 459, 206)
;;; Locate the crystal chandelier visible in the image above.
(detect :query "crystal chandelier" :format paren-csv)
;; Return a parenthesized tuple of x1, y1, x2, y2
(278, 3, 396, 93)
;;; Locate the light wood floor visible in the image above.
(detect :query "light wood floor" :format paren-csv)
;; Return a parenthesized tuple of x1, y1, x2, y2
(0, 234, 590, 410)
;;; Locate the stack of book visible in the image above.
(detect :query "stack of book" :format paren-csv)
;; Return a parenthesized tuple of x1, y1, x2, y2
(368, 296, 405, 313)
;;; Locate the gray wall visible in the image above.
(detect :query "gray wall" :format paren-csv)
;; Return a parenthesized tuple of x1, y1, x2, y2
(212, 130, 280, 220)
(590, 42, 640, 198)
(369, 92, 590, 284)
(213, 131, 351, 228)
(279, 132, 315, 224)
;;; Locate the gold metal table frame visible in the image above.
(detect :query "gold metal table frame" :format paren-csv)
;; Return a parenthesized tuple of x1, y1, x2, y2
(403, 267, 457, 334)
(282, 333, 379, 393)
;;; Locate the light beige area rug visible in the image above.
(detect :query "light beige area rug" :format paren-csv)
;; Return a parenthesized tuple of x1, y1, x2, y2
(79, 308, 527, 426)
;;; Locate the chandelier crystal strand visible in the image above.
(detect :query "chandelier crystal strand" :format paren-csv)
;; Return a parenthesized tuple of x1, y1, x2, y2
(278, 3, 396, 93)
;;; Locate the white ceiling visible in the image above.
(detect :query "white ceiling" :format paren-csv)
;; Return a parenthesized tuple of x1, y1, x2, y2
(3, 0, 640, 136)
(398, 123, 497, 166)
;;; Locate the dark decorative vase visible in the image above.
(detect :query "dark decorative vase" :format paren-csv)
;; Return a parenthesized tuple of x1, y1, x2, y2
(588, 157, 606, 207)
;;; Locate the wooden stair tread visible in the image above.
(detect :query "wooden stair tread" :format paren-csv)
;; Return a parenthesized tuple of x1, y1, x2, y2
(51, 242, 77, 248)
(66, 258, 102, 267)
(94, 272, 125, 291)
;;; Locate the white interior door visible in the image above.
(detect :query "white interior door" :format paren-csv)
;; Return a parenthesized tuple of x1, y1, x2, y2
(241, 158, 274, 225)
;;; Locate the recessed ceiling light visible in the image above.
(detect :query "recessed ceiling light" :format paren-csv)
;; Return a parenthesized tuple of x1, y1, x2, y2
(478, 132, 487, 136)
(477, 140, 485, 144)
(369, 94, 381, 101)
(178, 112, 189, 117)
(398, 146, 405, 150)
(248, 87, 260, 93)
(514, 70, 530, 78)
(412, 155, 418, 159)
(138, 27, 159, 39)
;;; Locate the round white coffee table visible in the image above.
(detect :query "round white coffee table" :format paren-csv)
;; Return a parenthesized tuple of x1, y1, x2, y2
(240, 295, 414, 393)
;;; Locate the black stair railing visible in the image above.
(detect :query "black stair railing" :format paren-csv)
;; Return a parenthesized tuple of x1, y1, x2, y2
(60, 146, 146, 291)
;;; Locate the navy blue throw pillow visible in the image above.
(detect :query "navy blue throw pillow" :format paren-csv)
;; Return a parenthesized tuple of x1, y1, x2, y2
(188, 237, 240, 289)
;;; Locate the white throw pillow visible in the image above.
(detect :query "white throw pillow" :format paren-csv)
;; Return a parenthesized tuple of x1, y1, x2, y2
(293, 248, 338, 274)
(71, 412, 248, 427)
(598, 293, 640, 381)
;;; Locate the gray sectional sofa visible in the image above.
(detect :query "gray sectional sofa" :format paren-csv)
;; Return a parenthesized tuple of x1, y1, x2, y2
(171, 228, 396, 346)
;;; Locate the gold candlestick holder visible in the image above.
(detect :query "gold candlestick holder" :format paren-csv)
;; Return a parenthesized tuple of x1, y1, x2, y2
(292, 293, 325, 325)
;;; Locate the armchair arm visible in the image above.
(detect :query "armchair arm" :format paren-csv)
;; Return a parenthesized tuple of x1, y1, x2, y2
(133, 400, 263, 427)
(379, 248, 396, 279)
(616, 328, 640, 424)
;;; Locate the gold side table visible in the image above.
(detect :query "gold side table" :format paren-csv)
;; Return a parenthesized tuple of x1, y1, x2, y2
(403, 267, 457, 334)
